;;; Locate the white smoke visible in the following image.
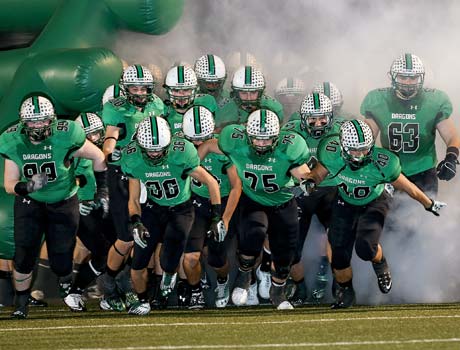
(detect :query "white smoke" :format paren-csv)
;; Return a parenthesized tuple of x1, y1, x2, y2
(115, 0, 460, 304)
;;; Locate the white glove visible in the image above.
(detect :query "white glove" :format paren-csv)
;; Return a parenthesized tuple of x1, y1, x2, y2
(207, 219, 227, 243)
(27, 173, 48, 193)
(425, 199, 447, 216)
(132, 222, 150, 249)
(79, 201, 94, 216)
(384, 183, 394, 197)
(299, 179, 316, 196)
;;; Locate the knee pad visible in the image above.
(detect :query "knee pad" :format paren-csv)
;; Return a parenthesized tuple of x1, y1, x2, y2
(330, 249, 351, 270)
(271, 264, 290, 280)
(207, 251, 226, 269)
(355, 238, 377, 262)
(13, 246, 36, 274)
(238, 254, 256, 272)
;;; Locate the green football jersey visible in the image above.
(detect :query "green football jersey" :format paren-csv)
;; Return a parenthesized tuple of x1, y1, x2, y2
(74, 158, 96, 202)
(191, 135, 232, 198)
(218, 124, 310, 206)
(318, 135, 401, 206)
(121, 137, 201, 206)
(282, 119, 342, 187)
(163, 93, 218, 136)
(217, 94, 284, 126)
(102, 95, 164, 164)
(0, 120, 86, 203)
(361, 88, 452, 176)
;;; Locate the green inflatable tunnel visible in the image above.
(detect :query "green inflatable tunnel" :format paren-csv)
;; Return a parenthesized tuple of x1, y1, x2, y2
(0, 0, 184, 259)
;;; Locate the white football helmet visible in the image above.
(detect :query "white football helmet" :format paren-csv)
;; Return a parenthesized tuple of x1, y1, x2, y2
(20, 95, 56, 142)
(102, 84, 125, 106)
(340, 120, 374, 167)
(122, 64, 155, 107)
(182, 106, 215, 142)
(164, 65, 198, 113)
(75, 112, 105, 146)
(389, 53, 425, 100)
(300, 93, 333, 138)
(194, 54, 226, 97)
(246, 109, 280, 155)
(231, 65, 265, 112)
(312, 82, 343, 112)
(136, 116, 171, 165)
(275, 77, 306, 118)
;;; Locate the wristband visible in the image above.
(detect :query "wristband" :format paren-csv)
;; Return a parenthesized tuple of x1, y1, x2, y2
(130, 214, 142, 224)
(104, 136, 118, 143)
(446, 146, 459, 160)
(14, 182, 30, 196)
(211, 204, 222, 218)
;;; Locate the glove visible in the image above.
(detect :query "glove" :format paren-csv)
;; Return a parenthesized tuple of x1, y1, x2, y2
(207, 204, 227, 243)
(384, 183, 394, 197)
(79, 201, 94, 216)
(94, 170, 109, 218)
(425, 199, 447, 216)
(291, 185, 306, 198)
(436, 150, 458, 181)
(107, 147, 122, 163)
(26, 173, 48, 193)
(131, 215, 150, 249)
(299, 179, 316, 196)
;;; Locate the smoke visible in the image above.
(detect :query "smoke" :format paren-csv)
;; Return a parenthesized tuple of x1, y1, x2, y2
(115, 0, 460, 304)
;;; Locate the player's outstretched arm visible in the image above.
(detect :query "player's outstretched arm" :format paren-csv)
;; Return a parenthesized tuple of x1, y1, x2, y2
(197, 138, 223, 160)
(74, 139, 107, 172)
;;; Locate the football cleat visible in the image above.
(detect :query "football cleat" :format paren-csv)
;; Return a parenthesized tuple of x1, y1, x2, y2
(28, 295, 48, 307)
(373, 257, 392, 294)
(246, 282, 260, 306)
(289, 280, 308, 306)
(331, 284, 356, 309)
(188, 290, 205, 310)
(176, 279, 191, 308)
(256, 266, 271, 300)
(231, 269, 251, 306)
(64, 293, 86, 312)
(124, 291, 140, 310)
(270, 282, 294, 310)
(214, 279, 230, 308)
(128, 301, 151, 316)
(99, 296, 126, 312)
(11, 308, 28, 319)
(58, 281, 72, 298)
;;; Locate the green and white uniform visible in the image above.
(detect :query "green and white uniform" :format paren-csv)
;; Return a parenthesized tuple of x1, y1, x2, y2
(218, 124, 310, 206)
(121, 138, 201, 206)
(0, 120, 85, 203)
(317, 135, 401, 206)
(361, 88, 452, 176)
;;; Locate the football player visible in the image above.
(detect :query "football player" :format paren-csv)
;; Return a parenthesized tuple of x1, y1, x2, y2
(301, 119, 446, 308)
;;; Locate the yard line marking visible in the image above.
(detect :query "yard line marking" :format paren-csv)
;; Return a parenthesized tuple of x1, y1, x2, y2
(1, 314, 460, 332)
(66, 338, 460, 350)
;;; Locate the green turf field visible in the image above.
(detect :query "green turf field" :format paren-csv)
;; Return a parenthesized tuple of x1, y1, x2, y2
(1, 302, 460, 349)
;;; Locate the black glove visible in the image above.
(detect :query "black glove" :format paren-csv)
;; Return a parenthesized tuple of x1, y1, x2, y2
(131, 215, 150, 248)
(94, 170, 109, 218)
(207, 204, 227, 243)
(425, 199, 447, 216)
(107, 147, 122, 163)
(436, 147, 459, 181)
(299, 179, 317, 196)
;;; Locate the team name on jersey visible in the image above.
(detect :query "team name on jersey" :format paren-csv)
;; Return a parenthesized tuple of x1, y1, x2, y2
(23, 153, 52, 160)
(145, 171, 171, 177)
(246, 164, 273, 171)
(338, 174, 366, 185)
(391, 113, 416, 120)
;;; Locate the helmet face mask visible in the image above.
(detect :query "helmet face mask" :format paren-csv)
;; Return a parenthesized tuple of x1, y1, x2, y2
(232, 66, 265, 113)
(122, 65, 155, 108)
(300, 93, 333, 138)
(195, 54, 226, 97)
(165, 65, 198, 113)
(20, 96, 56, 142)
(389, 53, 425, 100)
(76, 112, 105, 147)
(136, 116, 171, 166)
(340, 120, 375, 168)
(246, 109, 280, 156)
(182, 106, 215, 144)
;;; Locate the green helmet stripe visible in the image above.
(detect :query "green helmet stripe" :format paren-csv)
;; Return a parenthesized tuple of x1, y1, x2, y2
(313, 92, 321, 110)
(178, 66, 185, 84)
(114, 85, 121, 97)
(260, 109, 267, 132)
(135, 64, 144, 78)
(323, 82, 331, 98)
(287, 78, 293, 88)
(207, 55, 215, 75)
(351, 120, 365, 143)
(405, 53, 413, 70)
(81, 113, 90, 128)
(193, 106, 202, 134)
(151, 117, 159, 145)
(32, 96, 40, 114)
(245, 66, 252, 85)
